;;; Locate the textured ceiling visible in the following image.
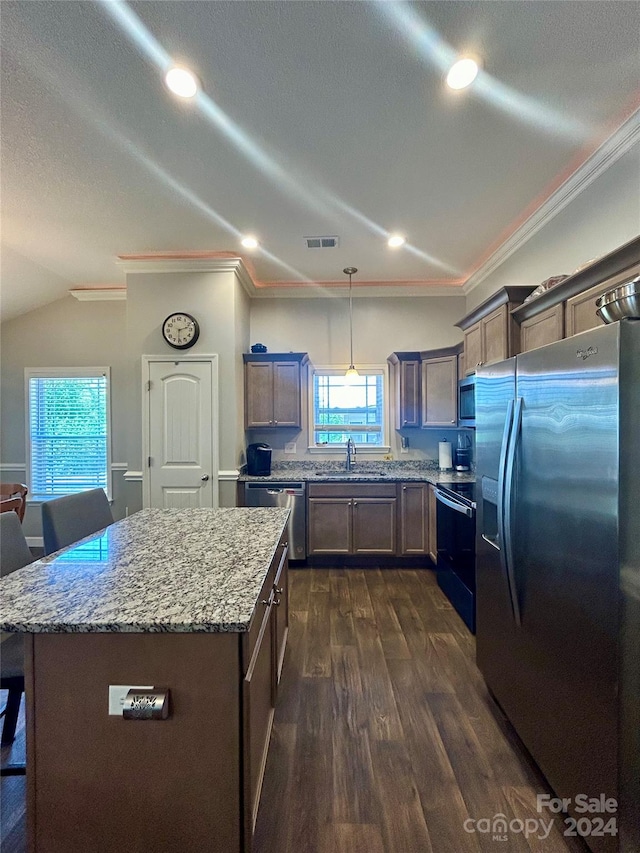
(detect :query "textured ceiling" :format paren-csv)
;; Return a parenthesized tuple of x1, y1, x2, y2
(1, 0, 639, 319)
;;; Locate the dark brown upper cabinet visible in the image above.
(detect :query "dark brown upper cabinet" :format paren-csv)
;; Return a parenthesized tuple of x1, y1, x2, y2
(387, 352, 421, 428)
(244, 352, 309, 429)
(456, 286, 537, 375)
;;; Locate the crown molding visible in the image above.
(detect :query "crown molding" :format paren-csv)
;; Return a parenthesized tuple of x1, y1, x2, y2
(67, 279, 466, 300)
(463, 108, 640, 295)
(69, 287, 127, 302)
(249, 283, 465, 298)
(113, 254, 466, 297)
(116, 254, 257, 297)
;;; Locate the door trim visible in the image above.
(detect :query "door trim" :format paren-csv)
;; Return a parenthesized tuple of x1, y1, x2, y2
(141, 354, 220, 509)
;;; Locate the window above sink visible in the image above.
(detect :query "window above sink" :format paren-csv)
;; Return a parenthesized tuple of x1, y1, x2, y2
(308, 365, 390, 454)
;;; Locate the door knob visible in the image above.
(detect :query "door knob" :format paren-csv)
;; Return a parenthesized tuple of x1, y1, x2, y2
(201, 474, 210, 481)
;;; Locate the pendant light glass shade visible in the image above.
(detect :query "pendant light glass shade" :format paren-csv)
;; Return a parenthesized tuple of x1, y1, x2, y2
(344, 267, 359, 380)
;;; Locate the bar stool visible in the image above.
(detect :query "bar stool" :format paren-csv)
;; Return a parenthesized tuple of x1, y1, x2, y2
(41, 488, 114, 555)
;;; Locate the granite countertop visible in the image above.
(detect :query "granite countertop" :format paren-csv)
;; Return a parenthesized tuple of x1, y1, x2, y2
(240, 460, 476, 485)
(0, 508, 290, 634)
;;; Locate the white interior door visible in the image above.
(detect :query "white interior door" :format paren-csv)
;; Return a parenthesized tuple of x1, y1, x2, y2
(146, 359, 218, 508)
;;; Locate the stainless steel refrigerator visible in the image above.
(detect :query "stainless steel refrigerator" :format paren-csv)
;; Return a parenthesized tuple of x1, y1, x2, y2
(476, 319, 640, 853)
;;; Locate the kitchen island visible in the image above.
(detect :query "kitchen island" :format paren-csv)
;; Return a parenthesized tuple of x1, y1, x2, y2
(0, 507, 290, 853)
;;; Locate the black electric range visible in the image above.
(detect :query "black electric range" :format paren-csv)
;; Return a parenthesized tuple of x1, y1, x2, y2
(434, 480, 477, 633)
(436, 480, 477, 508)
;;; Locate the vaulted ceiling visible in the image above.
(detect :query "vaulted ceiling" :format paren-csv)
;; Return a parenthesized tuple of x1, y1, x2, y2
(1, 1, 639, 319)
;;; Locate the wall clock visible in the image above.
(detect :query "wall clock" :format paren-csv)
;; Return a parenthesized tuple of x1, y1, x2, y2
(162, 313, 200, 349)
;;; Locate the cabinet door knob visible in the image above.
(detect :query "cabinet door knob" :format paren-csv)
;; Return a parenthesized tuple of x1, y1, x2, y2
(274, 587, 283, 595)
(402, 486, 407, 490)
(451, 419, 455, 423)
(353, 501, 358, 506)
(274, 420, 278, 424)
(273, 597, 281, 607)
(260, 598, 270, 606)
(201, 474, 210, 481)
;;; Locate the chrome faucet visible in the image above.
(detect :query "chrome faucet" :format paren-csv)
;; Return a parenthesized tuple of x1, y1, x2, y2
(345, 438, 356, 471)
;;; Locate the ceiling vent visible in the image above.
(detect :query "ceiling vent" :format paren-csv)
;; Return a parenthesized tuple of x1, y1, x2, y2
(304, 235, 340, 249)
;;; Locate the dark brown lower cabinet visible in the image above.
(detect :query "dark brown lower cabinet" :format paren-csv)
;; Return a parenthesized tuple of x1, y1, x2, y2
(26, 542, 288, 853)
(308, 483, 396, 555)
(307, 495, 352, 553)
(399, 482, 429, 555)
(352, 497, 397, 554)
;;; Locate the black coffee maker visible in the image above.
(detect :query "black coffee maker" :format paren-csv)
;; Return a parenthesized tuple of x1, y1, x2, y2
(246, 443, 272, 476)
(454, 434, 471, 471)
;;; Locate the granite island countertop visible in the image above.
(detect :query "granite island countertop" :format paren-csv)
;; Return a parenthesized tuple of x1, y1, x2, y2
(0, 507, 290, 634)
(240, 460, 476, 485)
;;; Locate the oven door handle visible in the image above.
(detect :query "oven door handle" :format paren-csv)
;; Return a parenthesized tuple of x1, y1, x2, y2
(435, 489, 474, 518)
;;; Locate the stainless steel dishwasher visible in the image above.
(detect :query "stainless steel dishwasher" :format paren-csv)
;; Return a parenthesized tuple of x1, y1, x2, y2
(244, 482, 306, 559)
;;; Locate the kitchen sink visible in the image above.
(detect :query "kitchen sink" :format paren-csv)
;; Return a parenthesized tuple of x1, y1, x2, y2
(313, 470, 376, 478)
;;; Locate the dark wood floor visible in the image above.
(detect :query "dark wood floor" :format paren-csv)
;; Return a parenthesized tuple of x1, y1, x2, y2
(0, 690, 26, 852)
(253, 568, 587, 853)
(1, 568, 587, 852)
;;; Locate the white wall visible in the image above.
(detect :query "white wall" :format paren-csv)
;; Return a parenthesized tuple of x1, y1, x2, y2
(466, 144, 640, 311)
(0, 297, 133, 538)
(125, 268, 250, 507)
(250, 295, 465, 362)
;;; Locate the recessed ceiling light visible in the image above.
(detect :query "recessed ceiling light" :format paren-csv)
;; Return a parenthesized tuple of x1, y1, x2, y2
(388, 234, 406, 248)
(164, 66, 199, 99)
(446, 57, 479, 90)
(241, 236, 259, 249)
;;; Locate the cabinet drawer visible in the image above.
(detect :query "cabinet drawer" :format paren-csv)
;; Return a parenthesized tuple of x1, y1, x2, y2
(243, 599, 275, 835)
(308, 482, 397, 498)
(243, 540, 287, 672)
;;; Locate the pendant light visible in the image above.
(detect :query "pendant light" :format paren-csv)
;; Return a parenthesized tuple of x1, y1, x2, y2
(343, 267, 359, 381)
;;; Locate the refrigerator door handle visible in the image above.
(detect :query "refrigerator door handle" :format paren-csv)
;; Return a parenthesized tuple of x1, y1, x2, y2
(497, 397, 514, 563)
(503, 396, 523, 626)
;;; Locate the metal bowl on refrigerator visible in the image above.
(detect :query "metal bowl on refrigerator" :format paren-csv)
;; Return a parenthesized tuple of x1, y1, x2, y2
(596, 275, 640, 323)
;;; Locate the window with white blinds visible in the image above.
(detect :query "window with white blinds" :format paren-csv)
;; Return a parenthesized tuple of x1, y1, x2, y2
(310, 367, 388, 449)
(26, 369, 111, 500)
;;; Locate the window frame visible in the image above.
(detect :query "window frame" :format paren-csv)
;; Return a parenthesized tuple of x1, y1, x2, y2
(25, 367, 113, 502)
(307, 363, 390, 454)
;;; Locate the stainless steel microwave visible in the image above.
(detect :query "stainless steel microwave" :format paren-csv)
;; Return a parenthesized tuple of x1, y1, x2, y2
(458, 374, 476, 427)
